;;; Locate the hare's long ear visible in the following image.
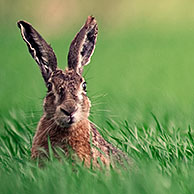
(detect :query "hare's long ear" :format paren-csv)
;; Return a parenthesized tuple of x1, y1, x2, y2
(17, 21, 57, 83)
(68, 16, 98, 74)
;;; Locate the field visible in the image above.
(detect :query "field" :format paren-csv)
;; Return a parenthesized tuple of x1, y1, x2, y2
(1, 1, 194, 193)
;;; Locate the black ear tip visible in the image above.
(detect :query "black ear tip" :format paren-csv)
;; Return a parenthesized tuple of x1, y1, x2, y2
(17, 20, 31, 29)
(17, 20, 22, 28)
(17, 20, 26, 29)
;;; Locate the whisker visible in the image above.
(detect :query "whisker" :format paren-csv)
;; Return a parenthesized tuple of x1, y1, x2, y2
(36, 119, 57, 138)
(91, 102, 105, 107)
(90, 93, 108, 99)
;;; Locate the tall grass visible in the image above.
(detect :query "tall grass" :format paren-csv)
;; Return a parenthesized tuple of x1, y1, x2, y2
(1, 111, 194, 194)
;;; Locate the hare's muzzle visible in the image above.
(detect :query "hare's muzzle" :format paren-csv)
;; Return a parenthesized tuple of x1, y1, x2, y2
(60, 100, 77, 115)
(60, 107, 72, 116)
(54, 100, 79, 127)
(60, 106, 78, 123)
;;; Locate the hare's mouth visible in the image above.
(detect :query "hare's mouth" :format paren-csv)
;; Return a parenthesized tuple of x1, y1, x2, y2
(67, 115, 75, 125)
(54, 105, 79, 127)
(55, 115, 76, 127)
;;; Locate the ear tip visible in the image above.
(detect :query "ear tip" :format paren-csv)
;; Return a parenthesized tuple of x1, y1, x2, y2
(85, 15, 97, 27)
(17, 20, 32, 29)
(88, 15, 95, 20)
(17, 20, 22, 28)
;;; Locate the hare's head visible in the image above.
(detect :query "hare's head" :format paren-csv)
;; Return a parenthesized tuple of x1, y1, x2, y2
(17, 16, 98, 127)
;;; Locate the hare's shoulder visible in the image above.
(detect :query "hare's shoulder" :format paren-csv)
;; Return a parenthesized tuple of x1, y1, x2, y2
(90, 122, 132, 166)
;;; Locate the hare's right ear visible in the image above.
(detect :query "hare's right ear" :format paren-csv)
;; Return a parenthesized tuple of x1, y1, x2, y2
(17, 21, 57, 83)
(68, 16, 98, 75)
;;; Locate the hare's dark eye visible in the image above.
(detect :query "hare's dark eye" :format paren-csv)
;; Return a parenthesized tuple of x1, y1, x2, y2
(47, 82, 52, 92)
(59, 87, 64, 95)
(82, 82, 87, 92)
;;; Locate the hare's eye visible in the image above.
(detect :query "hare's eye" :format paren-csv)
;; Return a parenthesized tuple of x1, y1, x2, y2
(59, 87, 64, 95)
(47, 82, 52, 92)
(82, 82, 87, 92)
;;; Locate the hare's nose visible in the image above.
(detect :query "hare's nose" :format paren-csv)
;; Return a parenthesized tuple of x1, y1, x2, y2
(60, 106, 77, 116)
(60, 108, 71, 116)
(60, 100, 77, 116)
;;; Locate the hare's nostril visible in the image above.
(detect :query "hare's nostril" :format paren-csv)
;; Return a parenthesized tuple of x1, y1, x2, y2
(60, 108, 71, 116)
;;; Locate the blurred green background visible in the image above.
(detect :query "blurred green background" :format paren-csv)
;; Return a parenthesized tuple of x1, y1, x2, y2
(1, 0, 194, 129)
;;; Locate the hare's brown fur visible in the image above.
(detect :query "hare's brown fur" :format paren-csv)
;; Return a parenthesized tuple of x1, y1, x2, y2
(31, 117, 115, 166)
(17, 16, 129, 167)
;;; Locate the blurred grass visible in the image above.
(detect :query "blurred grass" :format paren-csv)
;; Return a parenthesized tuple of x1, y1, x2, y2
(1, 22, 194, 128)
(1, 0, 194, 193)
(1, 111, 194, 194)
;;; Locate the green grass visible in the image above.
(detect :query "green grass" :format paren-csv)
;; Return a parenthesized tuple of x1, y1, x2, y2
(1, 23, 194, 193)
(1, 111, 194, 194)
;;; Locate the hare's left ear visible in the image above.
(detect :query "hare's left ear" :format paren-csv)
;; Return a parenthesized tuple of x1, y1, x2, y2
(17, 20, 57, 83)
(68, 16, 98, 75)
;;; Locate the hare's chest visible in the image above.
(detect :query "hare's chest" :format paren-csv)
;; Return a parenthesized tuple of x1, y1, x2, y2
(67, 126, 91, 161)
(51, 122, 92, 162)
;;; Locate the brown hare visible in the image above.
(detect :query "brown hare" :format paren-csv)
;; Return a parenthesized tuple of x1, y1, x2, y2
(17, 16, 130, 168)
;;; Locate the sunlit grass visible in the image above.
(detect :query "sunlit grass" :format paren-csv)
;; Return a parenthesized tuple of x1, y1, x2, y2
(1, 111, 194, 194)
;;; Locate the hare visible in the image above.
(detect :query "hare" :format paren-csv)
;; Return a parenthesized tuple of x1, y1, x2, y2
(17, 16, 130, 167)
